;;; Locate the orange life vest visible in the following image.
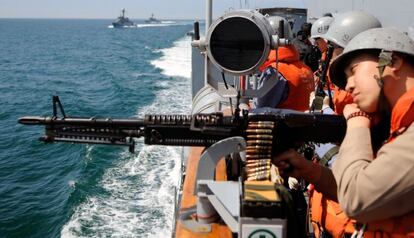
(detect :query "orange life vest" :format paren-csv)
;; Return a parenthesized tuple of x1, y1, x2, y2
(260, 46, 314, 112)
(310, 189, 356, 238)
(362, 86, 414, 238)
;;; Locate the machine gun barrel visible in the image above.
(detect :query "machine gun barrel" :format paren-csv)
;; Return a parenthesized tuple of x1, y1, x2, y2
(18, 116, 145, 126)
(18, 112, 245, 153)
(18, 116, 48, 125)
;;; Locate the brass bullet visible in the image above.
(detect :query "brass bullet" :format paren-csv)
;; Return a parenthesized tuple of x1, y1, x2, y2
(249, 121, 274, 125)
(247, 174, 270, 181)
(247, 134, 273, 140)
(246, 165, 270, 173)
(246, 159, 271, 164)
(246, 164, 270, 168)
(246, 145, 272, 150)
(247, 124, 274, 129)
(247, 170, 270, 177)
(246, 154, 271, 159)
(246, 129, 273, 134)
(247, 140, 273, 145)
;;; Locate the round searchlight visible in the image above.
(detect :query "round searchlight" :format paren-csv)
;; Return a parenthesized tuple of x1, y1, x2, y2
(206, 10, 273, 75)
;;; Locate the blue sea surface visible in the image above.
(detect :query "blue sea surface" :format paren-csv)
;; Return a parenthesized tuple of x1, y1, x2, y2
(0, 19, 193, 238)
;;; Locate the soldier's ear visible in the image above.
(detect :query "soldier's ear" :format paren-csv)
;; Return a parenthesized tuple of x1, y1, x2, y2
(390, 54, 404, 72)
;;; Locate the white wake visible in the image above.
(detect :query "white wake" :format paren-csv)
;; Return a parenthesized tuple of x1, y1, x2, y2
(62, 35, 192, 238)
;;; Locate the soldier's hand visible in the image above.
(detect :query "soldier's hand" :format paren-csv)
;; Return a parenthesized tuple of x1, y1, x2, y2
(343, 103, 371, 128)
(272, 149, 320, 183)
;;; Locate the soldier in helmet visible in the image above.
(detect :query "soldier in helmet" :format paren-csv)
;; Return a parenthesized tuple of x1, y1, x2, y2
(273, 11, 383, 238)
(322, 10, 382, 115)
(309, 16, 335, 113)
(310, 16, 334, 62)
(329, 27, 414, 237)
(293, 22, 321, 71)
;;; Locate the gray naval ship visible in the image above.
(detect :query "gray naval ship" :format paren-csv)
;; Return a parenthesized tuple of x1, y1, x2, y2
(18, 0, 414, 237)
(112, 8, 135, 28)
(145, 13, 161, 24)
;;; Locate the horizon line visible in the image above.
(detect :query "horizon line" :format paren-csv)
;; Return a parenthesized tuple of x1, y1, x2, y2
(0, 17, 202, 21)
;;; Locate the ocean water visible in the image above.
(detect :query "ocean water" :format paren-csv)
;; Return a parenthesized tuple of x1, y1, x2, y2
(0, 19, 193, 238)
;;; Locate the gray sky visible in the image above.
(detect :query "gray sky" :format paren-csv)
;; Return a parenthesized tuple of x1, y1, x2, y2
(0, 0, 306, 19)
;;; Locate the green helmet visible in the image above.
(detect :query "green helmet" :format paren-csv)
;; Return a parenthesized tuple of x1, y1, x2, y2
(310, 16, 334, 39)
(322, 10, 382, 48)
(267, 16, 293, 39)
(330, 27, 414, 89)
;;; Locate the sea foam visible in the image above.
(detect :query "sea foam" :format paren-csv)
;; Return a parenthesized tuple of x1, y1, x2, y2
(62, 35, 192, 238)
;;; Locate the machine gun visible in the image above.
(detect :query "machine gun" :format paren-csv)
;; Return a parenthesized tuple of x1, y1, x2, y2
(19, 96, 346, 154)
(311, 43, 335, 112)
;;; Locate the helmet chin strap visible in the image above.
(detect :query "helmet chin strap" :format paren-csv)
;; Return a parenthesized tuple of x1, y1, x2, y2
(374, 50, 393, 87)
(374, 50, 393, 115)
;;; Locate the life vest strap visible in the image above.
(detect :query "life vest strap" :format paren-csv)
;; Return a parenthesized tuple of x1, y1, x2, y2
(318, 145, 339, 167)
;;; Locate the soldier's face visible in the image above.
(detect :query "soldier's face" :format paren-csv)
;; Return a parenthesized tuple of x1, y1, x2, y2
(344, 54, 381, 113)
(330, 44, 344, 66)
(332, 44, 343, 59)
(314, 38, 327, 51)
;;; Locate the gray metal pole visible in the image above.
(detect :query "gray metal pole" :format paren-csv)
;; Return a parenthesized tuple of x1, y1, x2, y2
(206, 0, 212, 34)
(204, 0, 213, 85)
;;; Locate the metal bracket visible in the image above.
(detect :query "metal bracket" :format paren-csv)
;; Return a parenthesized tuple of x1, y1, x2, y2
(194, 136, 246, 194)
(180, 180, 241, 233)
(180, 137, 246, 234)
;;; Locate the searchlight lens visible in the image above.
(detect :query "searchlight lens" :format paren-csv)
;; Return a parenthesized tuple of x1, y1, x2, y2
(209, 17, 265, 73)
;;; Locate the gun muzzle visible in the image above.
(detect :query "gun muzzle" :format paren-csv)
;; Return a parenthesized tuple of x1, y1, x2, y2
(18, 116, 47, 125)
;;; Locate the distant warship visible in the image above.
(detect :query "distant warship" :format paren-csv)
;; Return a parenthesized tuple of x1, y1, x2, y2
(112, 9, 135, 28)
(145, 13, 161, 24)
